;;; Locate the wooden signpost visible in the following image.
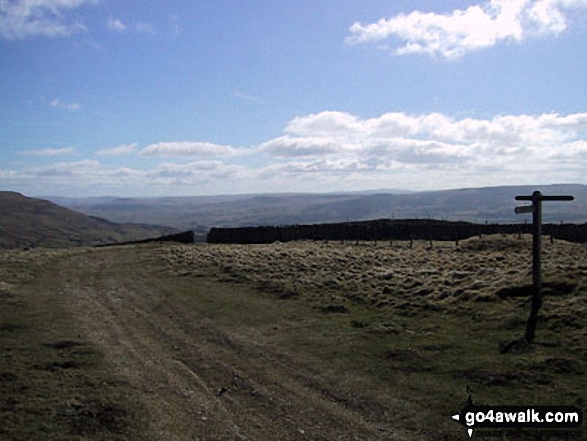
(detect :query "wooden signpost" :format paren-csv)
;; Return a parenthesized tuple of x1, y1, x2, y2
(515, 191, 574, 343)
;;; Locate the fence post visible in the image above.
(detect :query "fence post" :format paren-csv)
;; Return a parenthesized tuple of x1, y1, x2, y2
(454, 224, 459, 247)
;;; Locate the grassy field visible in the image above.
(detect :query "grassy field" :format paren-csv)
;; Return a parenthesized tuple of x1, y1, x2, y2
(1, 235, 585, 439)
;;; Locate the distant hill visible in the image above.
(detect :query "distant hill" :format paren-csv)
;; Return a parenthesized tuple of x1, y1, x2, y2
(0, 192, 177, 249)
(44, 184, 587, 231)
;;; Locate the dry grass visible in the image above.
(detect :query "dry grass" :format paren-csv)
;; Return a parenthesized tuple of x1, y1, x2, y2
(153, 234, 587, 439)
(157, 234, 586, 312)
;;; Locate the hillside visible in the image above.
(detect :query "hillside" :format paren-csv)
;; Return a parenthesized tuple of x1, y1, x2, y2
(0, 191, 176, 249)
(46, 184, 587, 230)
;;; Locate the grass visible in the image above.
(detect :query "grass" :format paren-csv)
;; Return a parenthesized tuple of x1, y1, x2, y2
(0, 248, 149, 441)
(1, 235, 585, 439)
(156, 235, 587, 439)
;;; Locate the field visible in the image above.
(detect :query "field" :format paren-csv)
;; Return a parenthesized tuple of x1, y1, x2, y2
(1, 235, 586, 440)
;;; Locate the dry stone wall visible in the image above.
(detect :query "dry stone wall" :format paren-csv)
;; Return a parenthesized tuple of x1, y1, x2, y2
(207, 220, 587, 244)
(98, 230, 195, 247)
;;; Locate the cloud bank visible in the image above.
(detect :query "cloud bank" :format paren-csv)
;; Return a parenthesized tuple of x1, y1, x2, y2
(346, 0, 587, 59)
(254, 111, 587, 187)
(3, 111, 587, 195)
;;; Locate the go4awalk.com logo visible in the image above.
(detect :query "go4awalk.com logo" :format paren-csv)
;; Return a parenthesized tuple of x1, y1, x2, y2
(452, 405, 583, 437)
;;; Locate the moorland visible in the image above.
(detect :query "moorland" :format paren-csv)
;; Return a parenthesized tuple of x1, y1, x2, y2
(1, 235, 586, 440)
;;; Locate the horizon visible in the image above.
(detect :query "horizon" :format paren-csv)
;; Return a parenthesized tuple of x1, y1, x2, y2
(2, 1, 587, 197)
(30, 181, 586, 201)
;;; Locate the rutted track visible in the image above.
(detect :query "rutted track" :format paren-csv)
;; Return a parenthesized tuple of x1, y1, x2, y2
(47, 246, 421, 440)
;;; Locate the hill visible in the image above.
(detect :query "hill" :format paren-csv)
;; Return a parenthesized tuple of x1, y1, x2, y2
(45, 184, 587, 230)
(0, 191, 177, 249)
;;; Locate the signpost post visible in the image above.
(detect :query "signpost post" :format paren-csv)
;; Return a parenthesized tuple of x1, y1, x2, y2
(515, 191, 574, 343)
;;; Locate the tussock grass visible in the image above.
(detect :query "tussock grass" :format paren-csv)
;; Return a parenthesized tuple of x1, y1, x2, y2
(155, 234, 587, 439)
(158, 235, 585, 308)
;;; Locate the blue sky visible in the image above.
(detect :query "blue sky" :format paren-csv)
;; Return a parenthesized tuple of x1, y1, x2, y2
(1, 0, 587, 197)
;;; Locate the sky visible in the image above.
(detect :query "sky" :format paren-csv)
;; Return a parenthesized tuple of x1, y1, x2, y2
(1, 0, 587, 197)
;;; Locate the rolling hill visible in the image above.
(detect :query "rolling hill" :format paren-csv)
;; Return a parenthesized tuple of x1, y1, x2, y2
(44, 184, 587, 231)
(0, 191, 177, 249)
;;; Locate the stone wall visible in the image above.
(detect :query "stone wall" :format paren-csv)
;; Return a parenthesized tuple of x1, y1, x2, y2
(207, 220, 587, 244)
(98, 230, 195, 247)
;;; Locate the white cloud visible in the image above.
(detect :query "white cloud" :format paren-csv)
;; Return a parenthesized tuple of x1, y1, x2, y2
(21, 160, 144, 182)
(106, 17, 126, 33)
(140, 141, 237, 157)
(364, 138, 471, 164)
(106, 18, 156, 35)
(346, 0, 587, 59)
(260, 159, 380, 175)
(32, 160, 100, 176)
(22, 147, 76, 156)
(150, 161, 224, 178)
(145, 161, 249, 188)
(259, 136, 345, 157)
(135, 22, 155, 34)
(0, 0, 95, 40)
(257, 110, 587, 184)
(169, 15, 184, 37)
(95, 143, 138, 156)
(50, 99, 81, 111)
(234, 91, 265, 105)
(285, 111, 365, 138)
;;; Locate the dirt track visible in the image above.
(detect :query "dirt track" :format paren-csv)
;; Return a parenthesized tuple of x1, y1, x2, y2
(46, 246, 423, 440)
